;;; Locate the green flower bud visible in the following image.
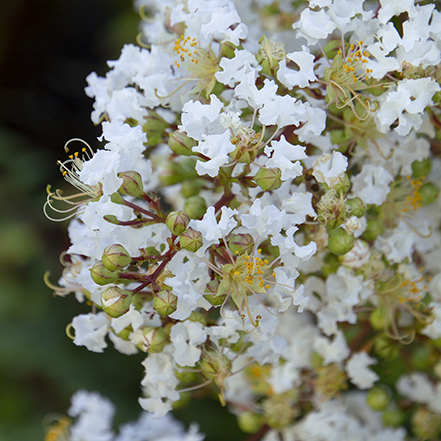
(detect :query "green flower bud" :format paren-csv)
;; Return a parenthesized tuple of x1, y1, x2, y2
(179, 227, 203, 252)
(160, 158, 198, 186)
(168, 130, 196, 156)
(200, 350, 232, 391)
(102, 244, 132, 271)
(361, 219, 385, 241)
(175, 368, 199, 384)
(181, 179, 205, 198)
(101, 286, 132, 318)
(411, 407, 441, 441)
(369, 308, 387, 330)
(262, 395, 297, 429)
(166, 211, 190, 236)
(238, 411, 264, 434)
(227, 234, 254, 254)
(345, 197, 365, 218)
(117, 171, 144, 198)
(153, 289, 178, 316)
(333, 173, 351, 194)
(366, 386, 391, 411)
(382, 409, 405, 428)
(420, 182, 439, 205)
(254, 167, 282, 191)
(411, 344, 432, 371)
(327, 227, 355, 255)
(184, 196, 207, 219)
(412, 158, 431, 179)
(90, 261, 119, 285)
(204, 280, 226, 306)
(143, 110, 169, 146)
(188, 311, 207, 326)
(137, 326, 167, 353)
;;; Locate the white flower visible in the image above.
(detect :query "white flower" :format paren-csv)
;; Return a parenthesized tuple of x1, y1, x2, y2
(277, 46, 317, 89)
(170, 321, 207, 366)
(71, 313, 109, 353)
(312, 151, 348, 188)
(346, 352, 379, 389)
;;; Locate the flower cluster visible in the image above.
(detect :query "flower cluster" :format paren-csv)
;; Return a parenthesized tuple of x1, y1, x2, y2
(45, 0, 441, 439)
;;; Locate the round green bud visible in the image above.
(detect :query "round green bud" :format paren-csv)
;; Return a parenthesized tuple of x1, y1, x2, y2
(160, 158, 198, 186)
(327, 227, 355, 256)
(382, 409, 405, 428)
(179, 227, 203, 252)
(137, 326, 167, 353)
(238, 411, 264, 434)
(168, 130, 196, 156)
(90, 261, 119, 286)
(366, 386, 391, 411)
(345, 197, 366, 218)
(412, 158, 431, 179)
(166, 211, 190, 236)
(117, 171, 144, 198)
(188, 311, 207, 326)
(254, 167, 282, 191)
(184, 196, 207, 219)
(227, 233, 254, 255)
(102, 244, 132, 272)
(101, 286, 132, 318)
(333, 173, 351, 194)
(361, 219, 385, 241)
(142, 110, 169, 146)
(153, 289, 178, 316)
(420, 182, 439, 205)
(411, 407, 441, 440)
(181, 179, 205, 198)
(411, 344, 432, 371)
(369, 308, 387, 330)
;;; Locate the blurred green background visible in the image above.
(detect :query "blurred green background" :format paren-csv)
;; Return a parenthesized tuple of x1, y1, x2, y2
(0, 1, 245, 439)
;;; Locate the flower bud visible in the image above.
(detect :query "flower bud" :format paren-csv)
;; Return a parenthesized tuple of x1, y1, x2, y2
(204, 279, 226, 306)
(143, 110, 169, 146)
(420, 182, 439, 205)
(168, 130, 196, 156)
(227, 234, 254, 254)
(101, 286, 132, 318)
(362, 219, 385, 241)
(110, 192, 125, 205)
(345, 197, 365, 218)
(412, 158, 431, 179)
(333, 173, 351, 194)
(137, 326, 167, 353)
(238, 411, 264, 434)
(411, 407, 441, 440)
(160, 158, 198, 186)
(166, 211, 190, 236)
(369, 308, 387, 330)
(153, 289, 178, 316)
(184, 196, 207, 219)
(179, 227, 203, 252)
(90, 261, 119, 285)
(262, 395, 297, 429)
(254, 167, 282, 191)
(366, 386, 391, 411)
(327, 227, 355, 256)
(382, 409, 405, 428)
(117, 171, 144, 198)
(200, 350, 232, 392)
(181, 179, 205, 198)
(102, 244, 132, 272)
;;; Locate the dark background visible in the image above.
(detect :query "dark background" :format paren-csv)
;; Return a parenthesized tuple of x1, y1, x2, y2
(0, 1, 244, 439)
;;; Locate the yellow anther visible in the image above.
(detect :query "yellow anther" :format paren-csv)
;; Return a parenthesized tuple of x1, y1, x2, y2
(265, 284, 270, 289)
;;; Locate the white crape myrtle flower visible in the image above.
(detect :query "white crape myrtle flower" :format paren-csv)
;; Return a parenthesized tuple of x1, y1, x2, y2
(68, 390, 115, 441)
(215, 49, 261, 87)
(263, 135, 307, 181)
(277, 46, 317, 89)
(293, 8, 336, 45)
(421, 302, 441, 339)
(376, 78, 440, 136)
(71, 312, 109, 353)
(397, 373, 441, 414)
(170, 321, 207, 366)
(312, 151, 348, 188)
(350, 164, 394, 206)
(115, 413, 204, 441)
(346, 352, 379, 389)
(314, 330, 350, 365)
(139, 351, 180, 417)
(234, 75, 279, 110)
